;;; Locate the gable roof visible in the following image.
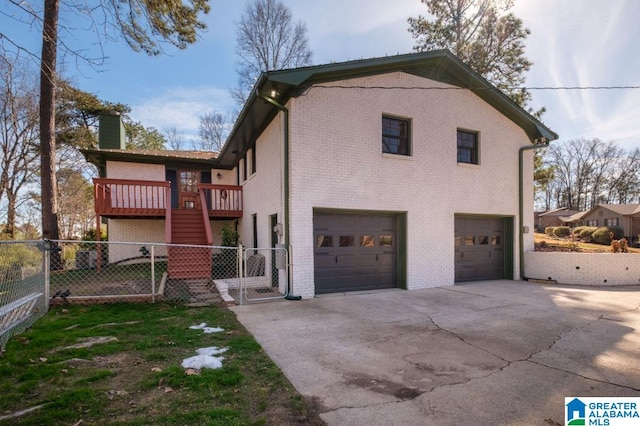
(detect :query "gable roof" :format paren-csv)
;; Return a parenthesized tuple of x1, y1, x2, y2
(587, 203, 640, 216)
(538, 207, 579, 217)
(217, 49, 558, 168)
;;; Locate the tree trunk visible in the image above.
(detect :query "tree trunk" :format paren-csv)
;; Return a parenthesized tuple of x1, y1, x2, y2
(40, 0, 59, 240)
(40, 0, 62, 267)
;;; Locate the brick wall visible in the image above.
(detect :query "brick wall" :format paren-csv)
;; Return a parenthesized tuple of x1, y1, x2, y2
(525, 251, 640, 286)
(280, 72, 533, 298)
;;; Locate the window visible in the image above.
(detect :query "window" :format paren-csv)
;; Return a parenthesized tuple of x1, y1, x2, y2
(586, 220, 598, 227)
(251, 144, 257, 175)
(457, 130, 479, 164)
(382, 116, 410, 155)
(252, 214, 258, 249)
(316, 235, 333, 247)
(339, 236, 355, 247)
(242, 153, 248, 181)
(605, 218, 619, 226)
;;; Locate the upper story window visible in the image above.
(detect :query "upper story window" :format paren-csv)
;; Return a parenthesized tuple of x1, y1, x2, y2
(382, 116, 410, 156)
(457, 130, 479, 164)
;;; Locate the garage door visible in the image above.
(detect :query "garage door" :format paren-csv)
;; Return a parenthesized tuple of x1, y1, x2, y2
(455, 217, 506, 282)
(314, 212, 397, 294)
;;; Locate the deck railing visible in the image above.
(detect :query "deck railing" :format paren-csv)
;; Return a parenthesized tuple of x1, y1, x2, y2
(93, 179, 243, 219)
(94, 178, 170, 216)
(199, 184, 243, 218)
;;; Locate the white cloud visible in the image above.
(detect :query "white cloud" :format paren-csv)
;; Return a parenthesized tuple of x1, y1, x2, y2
(514, 0, 640, 149)
(129, 86, 234, 138)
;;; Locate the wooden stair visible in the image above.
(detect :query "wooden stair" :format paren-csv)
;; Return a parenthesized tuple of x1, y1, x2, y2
(168, 209, 212, 279)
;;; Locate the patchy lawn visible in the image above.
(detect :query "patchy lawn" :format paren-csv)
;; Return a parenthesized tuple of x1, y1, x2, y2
(0, 303, 324, 425)
(534, 233, 640, 253)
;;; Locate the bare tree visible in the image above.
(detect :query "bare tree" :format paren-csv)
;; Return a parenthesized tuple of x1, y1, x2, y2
(543, 139, 640, 211)
(2, 0, 211, 243)
(0, 51, 40, 239)
(164, 126, 186, 150)
(233, 0, 312, 105)
(195, 112, 228, 152)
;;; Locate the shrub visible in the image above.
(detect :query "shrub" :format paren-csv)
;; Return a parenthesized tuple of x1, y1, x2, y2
(578, 227, 597, 240)
(572, 226, 585, 236)
(553, 226, 571, 238)
(544, 226, 556, 236)
(591, 226, 624, 245)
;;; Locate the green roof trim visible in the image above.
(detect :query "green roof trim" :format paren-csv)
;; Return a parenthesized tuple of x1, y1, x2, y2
(83, 50, 557, 171)
(217, 49, 557, 168)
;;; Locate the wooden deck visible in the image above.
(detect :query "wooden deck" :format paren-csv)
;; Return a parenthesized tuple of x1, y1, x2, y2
(93, 178, 243, 219)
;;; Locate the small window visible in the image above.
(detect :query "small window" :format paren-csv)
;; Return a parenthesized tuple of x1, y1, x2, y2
(339, 236, 355, 247)
(380, 235, 393, 247)
(479, 236, 489, 245)
(604, 218, 619, 226)
(465, 235, 475, 245)
(242, 153, 248, 181)
(382, 116, 410, 155)
(586, 220, 598, 227)
(316, 235, 333, 248)
(360, 235, 375, 247)
(251, 144, 257, 175)
(492, 235, 501, 246)
(457, 130, 479, 164)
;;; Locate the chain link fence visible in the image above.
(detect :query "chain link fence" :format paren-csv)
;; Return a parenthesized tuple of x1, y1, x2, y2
(49, 240, 241, 305)
(1, 239, 290, 349)
(221, 246, 289, 304)
(0, 240, 47, 350)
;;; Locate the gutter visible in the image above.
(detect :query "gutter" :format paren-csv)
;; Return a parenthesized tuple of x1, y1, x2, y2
(518, 138, 551, 280)
(257, 93, 302, 300)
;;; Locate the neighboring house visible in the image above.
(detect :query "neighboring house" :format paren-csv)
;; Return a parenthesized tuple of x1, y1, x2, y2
(579, 204, 640, 241)
(82, 50, 557, 298)
(536, 207, 581, 229)
(559, 210, 588, 228)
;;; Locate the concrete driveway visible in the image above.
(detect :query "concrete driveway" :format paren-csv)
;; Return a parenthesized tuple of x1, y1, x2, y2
(231, 281, 640, 425)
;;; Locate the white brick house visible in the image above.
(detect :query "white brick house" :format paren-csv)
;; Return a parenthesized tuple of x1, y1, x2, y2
(221, 50, 557, 298)
(84, 50, 557, 297)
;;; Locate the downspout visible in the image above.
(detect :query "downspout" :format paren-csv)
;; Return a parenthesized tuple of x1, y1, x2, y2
(519, 138, 550, 280)
(258, 93, 302, 300)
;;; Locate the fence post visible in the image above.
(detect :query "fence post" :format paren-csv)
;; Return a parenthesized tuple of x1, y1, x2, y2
(150, 244, 156, 303)
(44, 241, 50, 313)
(238, 244, 244, 306)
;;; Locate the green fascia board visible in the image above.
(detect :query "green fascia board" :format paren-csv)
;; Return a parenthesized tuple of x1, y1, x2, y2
(218, 50, 557, 167)
(80, 148, 225, 177)
(83, 50, 558, 171)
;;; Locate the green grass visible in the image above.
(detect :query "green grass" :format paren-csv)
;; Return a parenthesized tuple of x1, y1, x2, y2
(49, 262, 167, 287)
(0, 303, 324, 425)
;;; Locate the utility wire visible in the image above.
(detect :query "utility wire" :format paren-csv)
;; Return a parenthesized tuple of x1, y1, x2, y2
(310, 84, 640, 91)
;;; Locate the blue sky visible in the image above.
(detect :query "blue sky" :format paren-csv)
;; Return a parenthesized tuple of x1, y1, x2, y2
(2, 0, 640, 151)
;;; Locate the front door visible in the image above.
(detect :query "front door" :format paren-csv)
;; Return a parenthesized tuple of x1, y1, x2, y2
(179, 170, 200, 209)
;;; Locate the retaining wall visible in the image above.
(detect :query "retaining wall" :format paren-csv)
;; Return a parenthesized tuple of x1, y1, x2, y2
(525, 251, 640, 286)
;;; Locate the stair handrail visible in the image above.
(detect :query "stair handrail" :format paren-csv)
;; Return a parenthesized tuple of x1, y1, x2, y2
(165, 186, 172, 243)
(199, 188, 214, 245)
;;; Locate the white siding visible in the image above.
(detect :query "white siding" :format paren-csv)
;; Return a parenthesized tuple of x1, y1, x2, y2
(107, 161, 165, 181)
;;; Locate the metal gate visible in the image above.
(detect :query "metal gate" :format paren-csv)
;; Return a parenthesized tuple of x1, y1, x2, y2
(237, 245, 290, 304)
